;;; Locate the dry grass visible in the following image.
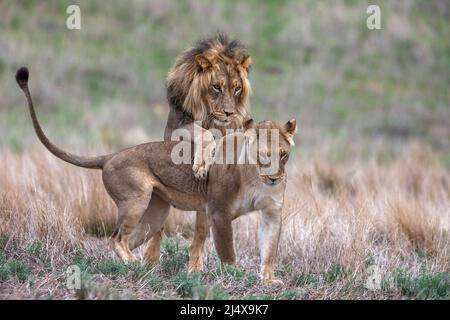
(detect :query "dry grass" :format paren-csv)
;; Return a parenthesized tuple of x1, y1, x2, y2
(0, 142, 448, 299)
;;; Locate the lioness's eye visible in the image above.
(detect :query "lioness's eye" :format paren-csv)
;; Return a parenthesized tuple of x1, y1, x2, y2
(234, 86, 242, 95)
(212, 84, 221, 92)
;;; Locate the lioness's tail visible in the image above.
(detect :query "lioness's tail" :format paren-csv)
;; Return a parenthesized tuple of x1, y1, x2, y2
(16, 67, 111, 169)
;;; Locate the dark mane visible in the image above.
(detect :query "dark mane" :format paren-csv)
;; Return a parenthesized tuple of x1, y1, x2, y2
(166, 33, 251, 114)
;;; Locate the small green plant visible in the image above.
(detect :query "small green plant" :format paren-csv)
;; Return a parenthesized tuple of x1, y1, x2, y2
(172, 271, 204, 298)
(394, 268, 449, 299)
(127, 261, 151, 280)
(294, 273, 320, 287)
(26, 240, 43, 258)
(8, 260, 30, 282)
(0, 236, 8, 252)
(0, 259, 12, 282)
(95, 259, 129, 279)
(213, 264, 258, 285)
(0, 252, 6, 265)
(282, 289, 302, 300)
(71, 253, 92, 272)
(245, 294, 276, 300)
(323, 264, 350, 283)
(0, 258, 30, 283)
(146, 272, 164, 292)
(214, 264, 246, 279)
(160, 238, 189, 274)
(208, 286, 229, 300)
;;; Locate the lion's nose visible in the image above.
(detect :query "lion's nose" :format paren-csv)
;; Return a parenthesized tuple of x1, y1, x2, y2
(224, 111, 234, 117)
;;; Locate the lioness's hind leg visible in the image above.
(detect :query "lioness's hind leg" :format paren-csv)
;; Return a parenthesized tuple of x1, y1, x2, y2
(112, 193, 152, 262)
(128, 195, 170, 252)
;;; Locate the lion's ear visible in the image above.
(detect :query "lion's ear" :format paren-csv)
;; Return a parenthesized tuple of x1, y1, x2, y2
(195, 54, 212, 70)
(240, 55, 252, 72)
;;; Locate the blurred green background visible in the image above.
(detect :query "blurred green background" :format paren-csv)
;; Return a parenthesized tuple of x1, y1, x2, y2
(0, 0, 449, 165)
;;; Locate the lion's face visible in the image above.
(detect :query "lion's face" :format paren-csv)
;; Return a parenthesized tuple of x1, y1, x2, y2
(245, 119, 297, 186)
(167, 35, 252, 132)
(193, 54, 252, 130)
(204, 61, 247, 127)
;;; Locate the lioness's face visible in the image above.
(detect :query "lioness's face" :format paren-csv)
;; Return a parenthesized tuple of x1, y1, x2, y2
(245, 119, 297, 186)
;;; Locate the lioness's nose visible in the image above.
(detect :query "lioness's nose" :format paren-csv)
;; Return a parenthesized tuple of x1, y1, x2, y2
(224, 110, 234, 117)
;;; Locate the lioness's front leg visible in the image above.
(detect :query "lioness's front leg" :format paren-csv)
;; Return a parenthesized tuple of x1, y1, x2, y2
(258, 207, 283, 285)
(188, 211, 210, 273)
(209, 210, 236, 265)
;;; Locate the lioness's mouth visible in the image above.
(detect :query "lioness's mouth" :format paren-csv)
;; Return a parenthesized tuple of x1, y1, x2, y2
(261, 175, 284, 186)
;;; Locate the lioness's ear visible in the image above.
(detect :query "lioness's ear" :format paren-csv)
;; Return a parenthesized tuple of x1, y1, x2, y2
(244, 118, 257, 144)
(240, 55, 252, 72)
(243, 118, 256, 130)
(195, 54, 212, 70)
(284, 118, 297, 146)
(284, 118, 297, 135)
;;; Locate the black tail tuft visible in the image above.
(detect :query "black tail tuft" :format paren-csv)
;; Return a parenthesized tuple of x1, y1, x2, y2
(16, 67, 29, 88)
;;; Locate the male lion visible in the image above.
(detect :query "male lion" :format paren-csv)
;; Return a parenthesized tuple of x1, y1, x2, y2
(16, 67, 296, 284)
(139, 34, 253, 271)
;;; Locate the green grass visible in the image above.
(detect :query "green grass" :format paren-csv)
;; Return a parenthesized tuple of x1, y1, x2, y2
(26, 240, 43, 258)
(172, 271, 203, 298)
(322, 264, 350, 283)
(160, 238, 189, 275)
(212, 264, 258, 286)
(294, 273, 320, 287)
(145, 272, 164, 292)
(0, 253, 30, 283)
(95, 259, 129, 278)
(394, 268, 450, 299)
(281, 289, 303, 300)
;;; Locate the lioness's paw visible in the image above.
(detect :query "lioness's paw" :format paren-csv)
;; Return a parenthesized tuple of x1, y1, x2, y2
(188, 263, 204, 274)
(262, 278, 284, 286)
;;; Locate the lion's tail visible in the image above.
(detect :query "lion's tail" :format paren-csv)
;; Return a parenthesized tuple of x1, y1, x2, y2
(15, 67, 112, 169)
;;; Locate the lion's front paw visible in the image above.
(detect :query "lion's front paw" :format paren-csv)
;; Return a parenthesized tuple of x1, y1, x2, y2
(193, 141, 216, 180)
(193, 163, 208, 180)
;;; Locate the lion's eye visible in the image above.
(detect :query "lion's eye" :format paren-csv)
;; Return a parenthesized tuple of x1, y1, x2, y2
(234, 86, 242, 95)
(212, 84, 221, 92)
(280, 151, 287, 159)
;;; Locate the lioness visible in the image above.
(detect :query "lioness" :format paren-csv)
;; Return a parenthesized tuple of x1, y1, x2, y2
(16, 67, 296, 284)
